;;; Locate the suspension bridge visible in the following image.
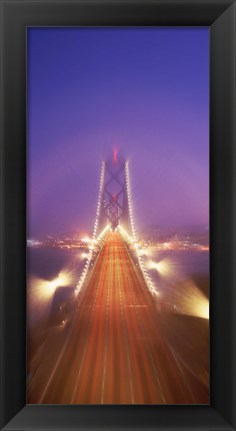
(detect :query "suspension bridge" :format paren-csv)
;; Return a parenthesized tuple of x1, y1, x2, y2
(28, 151, 209, 404)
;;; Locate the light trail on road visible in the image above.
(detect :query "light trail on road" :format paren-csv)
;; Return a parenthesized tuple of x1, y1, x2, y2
(28, 231, 208, 404)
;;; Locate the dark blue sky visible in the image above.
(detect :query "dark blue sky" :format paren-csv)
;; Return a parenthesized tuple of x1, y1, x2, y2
(28, 27, 209, 236)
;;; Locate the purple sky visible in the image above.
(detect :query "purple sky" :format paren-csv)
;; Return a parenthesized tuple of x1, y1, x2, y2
(28, 27, 209, 237)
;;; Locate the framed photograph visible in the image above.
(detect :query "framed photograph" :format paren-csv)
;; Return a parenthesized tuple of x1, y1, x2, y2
(27, 25, 210, 407)
(0, 0, 235, 430)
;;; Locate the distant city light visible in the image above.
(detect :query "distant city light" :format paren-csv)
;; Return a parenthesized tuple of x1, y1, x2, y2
(27, 239, 41, 247)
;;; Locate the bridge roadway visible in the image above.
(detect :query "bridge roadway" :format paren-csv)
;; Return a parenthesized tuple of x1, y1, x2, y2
(28, 231, 208, 404)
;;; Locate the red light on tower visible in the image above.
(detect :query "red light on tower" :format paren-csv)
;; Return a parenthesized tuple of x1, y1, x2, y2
(113, 146, 118, 163)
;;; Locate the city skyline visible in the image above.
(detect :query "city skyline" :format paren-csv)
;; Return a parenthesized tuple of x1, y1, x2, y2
(28, 27, 209, 236)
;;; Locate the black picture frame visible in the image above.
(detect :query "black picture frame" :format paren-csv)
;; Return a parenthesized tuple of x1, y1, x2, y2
(0, 0, 235, 430)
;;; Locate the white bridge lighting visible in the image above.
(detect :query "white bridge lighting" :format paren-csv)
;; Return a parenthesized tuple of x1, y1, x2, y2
(75, 156, 158, 298)
(75, 162, 107, 295)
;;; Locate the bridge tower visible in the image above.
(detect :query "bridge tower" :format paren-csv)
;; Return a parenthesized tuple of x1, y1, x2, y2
(77, 149, 155, 296)
(97, 149, 132, 234)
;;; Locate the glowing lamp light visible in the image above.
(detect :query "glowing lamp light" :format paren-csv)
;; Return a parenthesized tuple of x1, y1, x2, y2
(196, 301, 209, 319)
(147, 259, 174, 278)
(31, 271, 73, 306)
(81, 252, 88, 259)
(173, 280, 210, 320)
(48, 272, 71, 290)
(81, 236, 90, 243)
